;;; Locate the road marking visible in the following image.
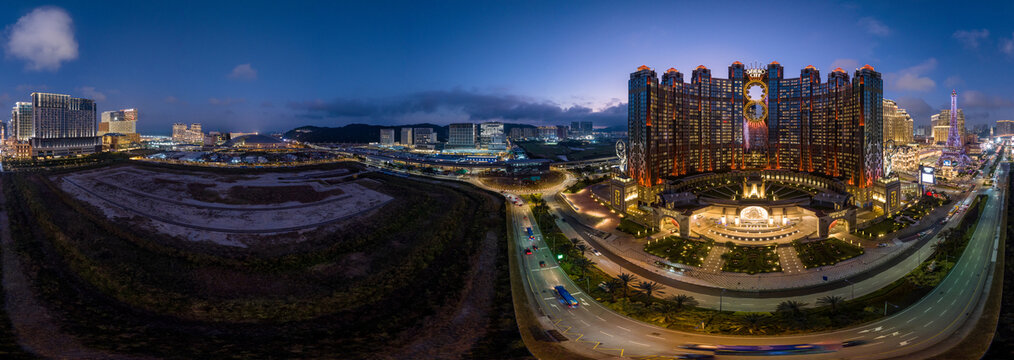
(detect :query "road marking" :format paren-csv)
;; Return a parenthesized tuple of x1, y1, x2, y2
(951, 299, 957, 305)
(616, 326, 631, 332)
(579, 320, 590, 326)
(599, 331, 614, 337)
(875, 335, 889, 340)
(923, 320, 934, 328)
(596, 315, 606, 321)
(937, 297, 943, 303)
(647, 334, 664, 339)
(906, 318, 916, 324)
(543, 297, 555, 300)
(923, 307, 932, 313)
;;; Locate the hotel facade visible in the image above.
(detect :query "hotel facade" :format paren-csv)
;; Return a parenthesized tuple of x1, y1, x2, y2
(626, 62, 885, 208)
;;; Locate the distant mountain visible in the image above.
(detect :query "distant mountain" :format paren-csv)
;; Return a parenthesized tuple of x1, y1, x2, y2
(598, 125, 627, 133)
(284, 123, 538, 144)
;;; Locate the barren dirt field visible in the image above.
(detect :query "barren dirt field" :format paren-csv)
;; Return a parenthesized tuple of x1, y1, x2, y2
(55, 164, 391, 247)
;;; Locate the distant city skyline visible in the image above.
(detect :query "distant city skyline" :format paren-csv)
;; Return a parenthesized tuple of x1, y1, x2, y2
(2, 1, 1014, 133)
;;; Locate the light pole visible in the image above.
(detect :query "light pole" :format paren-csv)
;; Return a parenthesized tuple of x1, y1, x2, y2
(719, 288, 726, 312)
(844, 278, 855, 300)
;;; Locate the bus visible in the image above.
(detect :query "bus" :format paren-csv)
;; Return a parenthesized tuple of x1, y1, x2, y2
(555, 286, 579, 308)
(526, 227, 534, 239)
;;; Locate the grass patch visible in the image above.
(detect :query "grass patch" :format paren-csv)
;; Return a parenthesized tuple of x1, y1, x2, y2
(644, 237, 712, 267)
(616, 218, 656, 238)
(793, 238, 864, 268)
(721, 243, 781, 274)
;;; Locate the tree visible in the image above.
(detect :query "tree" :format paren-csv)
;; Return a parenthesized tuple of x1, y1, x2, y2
(616, 273, 637, 298)
(576, 244, 588, 257)
(816, 295, 844, 314)
(776, 300, 808, 328)
(668, 294, 698, 311)
(572, 257, 595, 279)
(605, 279, 623, 301)
(740, 313, 768, 334)
(635, 281, 662, 304)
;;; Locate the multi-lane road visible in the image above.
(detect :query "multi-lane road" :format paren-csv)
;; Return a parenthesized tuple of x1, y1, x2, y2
(510, 163, 1007, 359)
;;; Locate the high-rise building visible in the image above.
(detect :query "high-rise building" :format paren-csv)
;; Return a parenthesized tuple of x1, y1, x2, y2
(570, 121, 593, 137)
(882, 99, 913, 146)
(28, 92, 100, 157)
(99, 109, 139, 143)
(413, 127, 436, 145)
(509, 127, 538, 140)
(628, 62, 883, 202)
(400, 128, 413, 145)
(537, 126, 557, 139)
(480, 122, 505, 150)
(10, 101, 32, 141)
(447, 123, 476, 148)
(933, 107, 965, 145)
(172, 123, 204, 144)
(379, 128, 395, 146)
(555, 125, 568, 140)
(996, 120, 1014, 136)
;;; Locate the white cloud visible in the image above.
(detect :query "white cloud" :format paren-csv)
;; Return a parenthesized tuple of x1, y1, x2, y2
(885, 58, 937, 92)
(164, 96, 179, 103)
(952, 29, 989, 48)
(944, 75, 964, 88)
(1001, 33, 1014, 55)
(228, 63, 257, 80)
(77, 86, 106, 102)
(961, 90, 1014, 108)
(5, 7, 78, 71)
(830, 58, 858, 71)
(858, 17, 890, 36)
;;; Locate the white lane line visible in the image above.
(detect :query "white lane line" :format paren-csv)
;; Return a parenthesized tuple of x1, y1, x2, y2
(616, 326, 631, 332)
(923, 320, 934, 328)
(630, 341, 649, 346)
(647, 334, 664, 339)
(923, 307, 933, 313)
(906, 318, 916, 324)
(596, 315, 606, 321)
(579, 320, 590, 326)
(952, 299, 958, 305)
(599, 331, 614, 337)
(937, 297, 943, 304)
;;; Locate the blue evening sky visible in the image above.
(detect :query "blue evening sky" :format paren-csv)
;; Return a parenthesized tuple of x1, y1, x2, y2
(1, 0, 1013, 134)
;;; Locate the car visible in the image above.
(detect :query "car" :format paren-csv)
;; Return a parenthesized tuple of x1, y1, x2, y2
(523, 216, 528, 220)
(877, 243, 890, 248)
(524, 248, 532, 255)
(539, 261, 546, 268)
(842, 339, 869, 347)
(532, 245, 539, 251)
(592, 249, 602, 256)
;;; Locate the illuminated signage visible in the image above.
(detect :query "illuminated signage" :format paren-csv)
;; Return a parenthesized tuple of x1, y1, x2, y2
(920, 166, 935, 185)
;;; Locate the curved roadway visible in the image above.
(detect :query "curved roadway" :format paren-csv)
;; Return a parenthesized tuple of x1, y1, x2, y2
(511, 163, 1007, 359)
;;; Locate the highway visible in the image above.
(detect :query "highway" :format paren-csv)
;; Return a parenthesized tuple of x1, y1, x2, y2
(509, 162, 1007, 359)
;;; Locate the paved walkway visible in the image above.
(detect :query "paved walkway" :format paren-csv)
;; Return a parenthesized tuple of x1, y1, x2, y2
(700, 244, 726, 273)
(778, 245, 806, 274)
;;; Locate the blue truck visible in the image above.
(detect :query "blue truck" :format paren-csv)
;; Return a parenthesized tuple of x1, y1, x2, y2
(526, 227, 534, 239)
(555, 286, 578, 308)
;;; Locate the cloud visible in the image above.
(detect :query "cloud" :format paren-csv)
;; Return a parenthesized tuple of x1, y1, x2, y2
(15, 84, 47, 92)
(4, 7, 78, 71)
(164, 96, 179, 103)
(288, 89, 628, 126)
(944, 75, 964, 88)
(209, 97, 246, 105)
(960, 90, 1014, 108)
(228, 63, 257, 80)
(1001, 33, 1014, 56)
(830, 58, 858, 71)
(885, 58, 937, 92)
(858, 17, 890, 36)
(952, 29, 989, 49)
(76, 86, 106, 102)
(895, 97, 935, 124)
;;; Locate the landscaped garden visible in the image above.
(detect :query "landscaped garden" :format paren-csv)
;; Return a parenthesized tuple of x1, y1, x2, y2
(721, 243, 781, 274)
(616, 218, 657, 238)
(855, 194, 948, 240)
(644, 236, 713, 267)
(793, 238, 864, 268)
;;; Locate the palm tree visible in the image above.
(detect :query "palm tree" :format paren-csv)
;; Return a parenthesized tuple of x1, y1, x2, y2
(576, 244, 588, 257)
(816, 295, 844, 314)
(776, 300, 808, 328)
(572, 257, 595, 279)
(605, 279, 623, 301)
(616, 273, 637, 298)
(668, 294, 699, 311)
(635, 281, 662, 304)
(740, 313, 768, 334)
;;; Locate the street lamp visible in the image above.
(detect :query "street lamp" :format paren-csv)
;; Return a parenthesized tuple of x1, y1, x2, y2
(844, 278, 855, 300)
(719, 288, 726, 312)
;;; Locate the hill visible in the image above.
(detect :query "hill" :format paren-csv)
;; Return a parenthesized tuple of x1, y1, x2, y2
(284, 123, 539, 144)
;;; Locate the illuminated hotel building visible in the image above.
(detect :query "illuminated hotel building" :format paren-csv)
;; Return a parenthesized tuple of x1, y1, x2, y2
(627, 62, 884, 206)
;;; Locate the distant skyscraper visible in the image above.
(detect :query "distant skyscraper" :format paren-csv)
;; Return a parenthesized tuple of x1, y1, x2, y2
(480, 122, 505, 150)
(537, 126, 557, 139)
(448, 123, 476, 148)
(413, 127, 435, 145)
(947, 90, 962, 148)
(882, 99, 913, 146)
(400, 127, 413, 145)
(934, 106, 965, 145)
(379, 128, 395, 146)
(172, 123, 203, 144)
(10, 101, 32, 141)
(996, 120, 1014, 136)
(99, 108, 139, 144)
(29, 92, 100, 157)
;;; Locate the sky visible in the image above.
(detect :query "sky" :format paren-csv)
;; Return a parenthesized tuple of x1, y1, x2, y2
(1, 0, 1013, 135)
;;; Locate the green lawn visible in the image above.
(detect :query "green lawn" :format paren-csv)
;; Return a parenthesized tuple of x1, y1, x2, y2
(721, 244, 781, 274)
(616, 218, 657, 238)
(793, 239, 864, 268)
(644, 237, 713, 267)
